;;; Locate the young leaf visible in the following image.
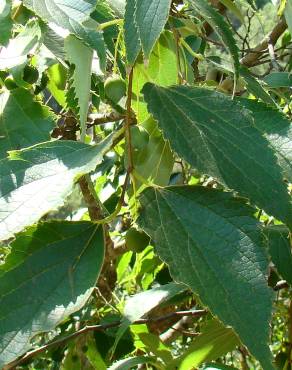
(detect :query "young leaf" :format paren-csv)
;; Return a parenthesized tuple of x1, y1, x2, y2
(132, 31, 179, 122)
(142, 83, 292, 228)
(65, 35, 93, 142)
(0, 88, 56, 158)
(0, 0, 12, 46)
(189, 0, 240, 78)
(0, 221, 104, 367)
(169, 320, 239, 370)
(138, 185, 274, 370)
(264, 225, 292, 286)
(0, 135, 113, 241)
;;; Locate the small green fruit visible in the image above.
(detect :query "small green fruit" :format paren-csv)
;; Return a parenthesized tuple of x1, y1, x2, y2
(126, 227, 150, 253)
(23, 65, 39, 84)
(4, 76, 18, 90)
(104, 75, 126, 103)
(131, 126, 149, 150)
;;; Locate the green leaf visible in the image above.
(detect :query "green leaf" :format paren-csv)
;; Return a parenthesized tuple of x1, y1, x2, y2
(239, 99, 292, 182)
(0, 20, 41, 69)
(113, 283, 186, 353)
(109, 0, 126, 17)
(142, 83, 292, 228)
(137, 330, 173, 364)
(190, 0, 240, 78)
(204, 362, 238, 370)
(85, 336, 107, 370)
(134, 118, 174, 187)
(169, 320, 239, 370)
(239, 66, 276, 106)
(65, 35, 93, 142)
(0, 0, 12, 46)
(264, 72, 292, 88)
(284, 0, 292, 36)
(0, 135, 113, 241)
(23, 0, 106, 68)
(0, 88, 55, 158)
(138, 185, 274, 370)
(219, 0, 244, 23)
(42, 24, 66, 61)
(124, 0, 141, 66)
(108, 356, 160, 370)
(204, 364, 237, 370)
(0, 221, 104, 367)
(132, 31, 178, 123)
(265, 225, 292, 285)
(124, 0, 172, 64)
(135, 0, 172, 60)
(47, 63, 67, 107)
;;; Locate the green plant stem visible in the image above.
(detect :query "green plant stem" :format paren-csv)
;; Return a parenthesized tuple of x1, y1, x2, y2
(180, 38, 204, 61)
(97, 18, 123, 31)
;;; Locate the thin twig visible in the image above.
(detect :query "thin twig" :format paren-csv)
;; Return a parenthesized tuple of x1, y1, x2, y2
(125, 68, 134, 173)
(274, 280, 289, 291)
(87, 112, 126, 128)
(4, 310, 207, 369)
(268, 35, 281, 71)
(241, 18, 287, 67)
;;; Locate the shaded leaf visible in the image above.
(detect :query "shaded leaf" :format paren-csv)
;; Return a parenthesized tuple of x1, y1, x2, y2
(264, 72, 292, 88)
(239, 66, 276, 106)
(240, 98, 292, 182)
(219, 0, 244, 23)
(142, 83, 292, 228)
(138, 185, 274, 370)
(0, 135, 113, 241)
(0, 88, 55, 158)
(265, 225, 292, 285)
(190, 0, 239, 78)
(0, 221, 104, 367)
